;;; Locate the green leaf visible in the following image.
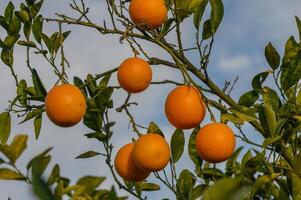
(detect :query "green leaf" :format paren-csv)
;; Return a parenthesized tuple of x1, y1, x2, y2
(34, 114, 42, 139)
(8, 15, 21, 35)
(265, 42, 280, 70)
(32, 167, 55, 200)
(1, 48, 13, 66)
(15, 11, 30, 23)
(192, 184, 206, 199)
(250, 173, 281, 198)
(4, 34, 20, 48)
(295, 16, 301, 42)
(202, 176, 244, 200)
(4, 2, 15, 23)
(0, 135, 28, 163)
(175, 0, 204, 22)
(252, 71, 270, 93)
(243, 151, 265, 177)
(188, 127, 202, 167)
(75, 151, 101, 159)
(147, 121, 164, 137)
(263, 105, 276, 136)
(17, 40, 36, 48)
(170, 129, 185, 163)
(160, 18, 174, 37)
(32, 155, 51, 177)
(275, 118, 288, 135)
(0, 112, 11, 144)
(23, 21, 32, 40)
(73, 76, 87, 96)
(76, 176, 106, 195)
(32, 68, 47, 98)
(202, 19, 213, 39)
(29, 0, 44, 18)
(27, 147, 52, 172)
(209, 0, 224, 32)
(280, 36, 301, 91)
(0, 168, 25, 180)
(141, 182, 160, 191)
(47, 164, 60, 186)
(221, 113, 244, 125)
(32, 15, 43, 43)
(85, 132, 107, 142)
(19, 108, 44, 124)
(40, 33, 52, 53)
(193, 0, 208, 29)
(229, 106, 257, 122)
(262, 87, 280, 111)
(177, 169, 195, 198)
(0, 16, 9, 31)
(263, 135, 282, 148)
(238, 90, 259, 107)
(226, 146, 243, 175)
(98, 74, 111, 90)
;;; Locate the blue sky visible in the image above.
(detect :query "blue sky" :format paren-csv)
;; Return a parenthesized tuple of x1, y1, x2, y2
(0, 0, 301, 199)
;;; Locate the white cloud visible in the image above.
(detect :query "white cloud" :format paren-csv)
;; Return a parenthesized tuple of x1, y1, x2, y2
(219, 54, 252, 71)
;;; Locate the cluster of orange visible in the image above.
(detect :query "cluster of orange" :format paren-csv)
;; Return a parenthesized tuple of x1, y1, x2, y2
(44, 0, 236, 183)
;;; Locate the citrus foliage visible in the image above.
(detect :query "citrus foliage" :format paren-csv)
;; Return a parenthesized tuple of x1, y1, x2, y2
(0, 0, 301, 200)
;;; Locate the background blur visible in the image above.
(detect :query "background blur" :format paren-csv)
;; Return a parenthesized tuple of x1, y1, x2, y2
(0, 0, 301, 199)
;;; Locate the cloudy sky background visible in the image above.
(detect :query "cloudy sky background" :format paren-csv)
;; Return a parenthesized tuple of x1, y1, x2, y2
(0, 0, 301, 199)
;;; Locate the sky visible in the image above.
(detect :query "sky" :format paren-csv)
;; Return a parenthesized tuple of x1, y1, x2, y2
(0, 0, 301, 199)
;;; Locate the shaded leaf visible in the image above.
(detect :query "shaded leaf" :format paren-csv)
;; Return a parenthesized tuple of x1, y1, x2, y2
(202, 19, 213, 39)
(147, 121, 164, 137)
(221, 113, 244, 125)
(188, 127, 202, 167)
(265, 42, 280, 70)
(170, 129, 185, 163)
(238, 90, 259, 107)
(17, 40, 36, 48)
(229, 106, 257, 122)
(32, 68, 47, 98)
(209, 0, 224, 32)
(0, 168, 25, 180)
(141, 182, 160, 191)
(0, 112, 11, 144)
(252, 71, 270, 93)
(76, 176, 106, 195)
(75, 151, 101, 159)
(193, 0, 208, 29)
(34, 114, 42, 139)
(47, 164, 60, 186)
(32, 15, 43, 43)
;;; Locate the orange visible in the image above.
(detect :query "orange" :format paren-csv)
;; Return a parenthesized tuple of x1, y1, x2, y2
(132, 133, 170, 172)
(45, 84, 86, 127)
(195, 123, 236, 163)
(165, 85, 206, 129)
(114, 143, 150, 182)
(117, 57, 152, 93)
(129, 0, 167, 30)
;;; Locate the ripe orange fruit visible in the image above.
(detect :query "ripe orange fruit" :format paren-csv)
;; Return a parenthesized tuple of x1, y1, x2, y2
(165, 85, 206, 129)
(45, 84, 86, 127)
(129, 0, 167, 30)
(132, 133, 170, 172)
(117, 57, 152, 93)
(195, 123, 236, 163)
(114, 143, 150, 182)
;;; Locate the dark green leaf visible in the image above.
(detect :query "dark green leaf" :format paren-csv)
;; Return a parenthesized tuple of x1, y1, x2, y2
(17, 40, 36, 48)
(29, 0, 44, 18)
(0, 112, 11, 144)
(147, 121, 164, 137)
(75, 151, 101, 159)
(209, 0, 224, 32)
(192, 184, 206, 199)
(263, 105, 276, 136)
(0, 16, 9, 31)
(0, 168, 25, 180)
(252, 71, 270, 93)
(32, 15, 43, 43)
(226, 146, 243, 175)
(19, 108, 44, 124)
(141, 182, 160, 191)
(47, 164, 60, 186)
(32, 68, 47, 98)
(4, 2, 15, 23)
(76, 176, 106, 195)
(32, 167, 55, 200)
(238, 90, 259, 107)
(73, 76, 87, 96)
(188, 127, 202, 167)
(98, 74, 111, 89)
(23, 21, 32, 40)
(263, 135, 282, 148)
(250, 173, 281, 197)
(295, 16, 301, 42)
(85, 132, 107, 142)
(40, 33, 52, 53)
(265, 42, 280, 70)
(177, 169, 195, 198)
(193, 0, 208, 29)
(160, 18, 174, 37)
(34, 114, 42, 139)
(170, 129, 184, 163)
(280, 36, 301, 91)
(1, 48, 13, 66)
(202, 19, 213, 39)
